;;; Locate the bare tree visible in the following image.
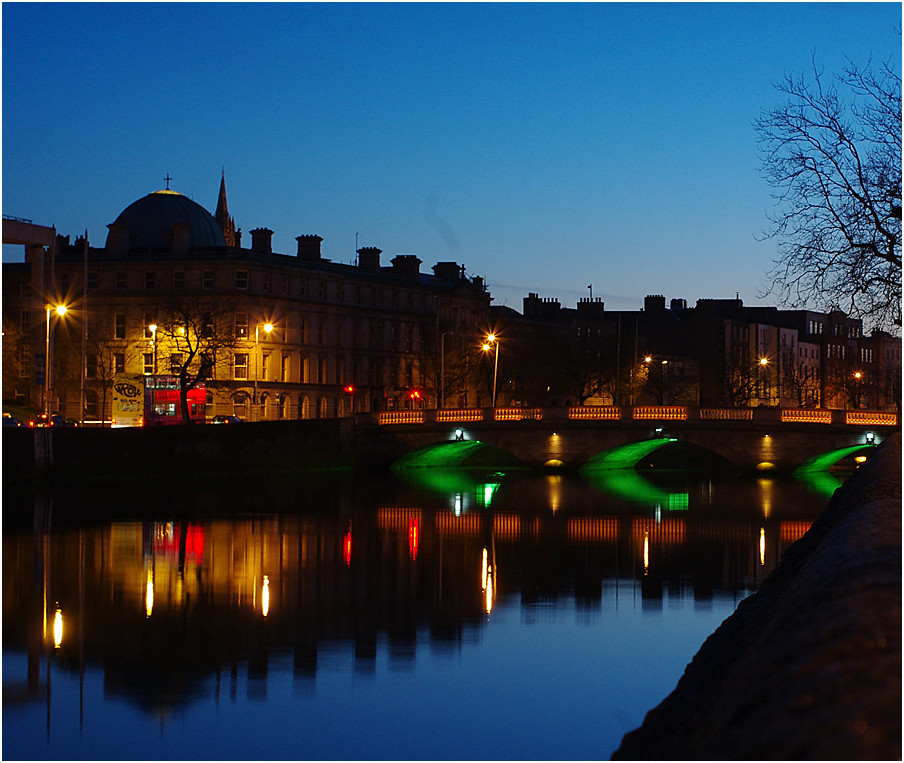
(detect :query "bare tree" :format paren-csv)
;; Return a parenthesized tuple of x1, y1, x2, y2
(155, 297, 238, 423)
(755, 52, 901, 331)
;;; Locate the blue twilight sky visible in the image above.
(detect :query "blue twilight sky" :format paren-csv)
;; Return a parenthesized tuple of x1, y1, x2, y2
(2, 2, 900, 311)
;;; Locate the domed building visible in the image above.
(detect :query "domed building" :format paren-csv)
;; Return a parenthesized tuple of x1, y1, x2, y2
(4, 174, 493, 422)
(105, 188, 227, 255)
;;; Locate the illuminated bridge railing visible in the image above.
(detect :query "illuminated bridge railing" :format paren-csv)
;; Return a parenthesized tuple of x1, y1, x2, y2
(494, 407, 543, 421)
(700, 408, 754, 421)
(569, 406, 621, 420)
(375, 406, 897, 426)
(436, 408, 484, 423)
(633, 406, 688, 421)
(845, 411, 898, 426)
(378, 411, 424, 425)
(781, 409, 832, 424)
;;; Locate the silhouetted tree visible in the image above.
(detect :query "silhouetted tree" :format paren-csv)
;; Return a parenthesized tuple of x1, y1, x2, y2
(756, 52, 901, 331)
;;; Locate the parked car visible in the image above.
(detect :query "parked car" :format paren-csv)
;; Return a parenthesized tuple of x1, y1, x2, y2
(28, 413, 79, 428)
(2, 413, 23, 427)
(211, 415, 243, 424)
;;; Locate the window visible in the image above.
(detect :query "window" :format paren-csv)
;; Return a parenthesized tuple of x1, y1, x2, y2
(170, 353, 184, 373)
(203, 270, 214, 289)
(261, 353, 270, 381)
(114, 353, 126, 374)
(87, 272, 97, 291)
(143, 353, 154, 374)
(234, 312, 248, 338)
(235, 270, 248, 289)
(145, 271, 156, 290)
(861, 348, 873, 363)
(115, 272, 126, 290)
(173, 270, 185, 289)
(86, 353, 98, 379)
(234, 354, 249, 380)
(115, 314, 126, 339)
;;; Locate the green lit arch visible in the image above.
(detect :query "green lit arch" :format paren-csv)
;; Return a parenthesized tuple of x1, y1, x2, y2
(793, 443, 878, 498)
(580, 437, 678, 471)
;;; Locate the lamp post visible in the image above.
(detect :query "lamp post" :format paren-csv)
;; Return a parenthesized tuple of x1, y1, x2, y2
(483, 333, 500, 408)
(440, 331, 453, 409)
(44, 304, 67, 415)
(254, 322, 273, 421)
(148, 324, 158, 374)
(853, 371, 863, 409)
(759, 357, 770, 405)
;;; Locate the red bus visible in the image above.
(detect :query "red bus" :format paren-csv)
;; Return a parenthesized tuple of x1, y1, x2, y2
(144, 375, 206, 425)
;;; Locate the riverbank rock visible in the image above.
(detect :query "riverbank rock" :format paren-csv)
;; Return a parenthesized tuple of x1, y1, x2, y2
(611, 433, 901, 761)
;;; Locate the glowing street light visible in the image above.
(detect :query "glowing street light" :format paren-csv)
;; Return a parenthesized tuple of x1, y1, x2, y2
(483, 333, 500, 408)
(148, 323, 158, 374)
(254, 322, 273, 421)
(44, 304, 67, 415)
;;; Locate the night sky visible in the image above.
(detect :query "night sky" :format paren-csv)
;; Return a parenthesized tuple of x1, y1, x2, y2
(2, 2, 899, 310)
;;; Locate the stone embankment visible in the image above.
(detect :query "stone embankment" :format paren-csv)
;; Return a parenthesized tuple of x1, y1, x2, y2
(612, 433, 901, 761)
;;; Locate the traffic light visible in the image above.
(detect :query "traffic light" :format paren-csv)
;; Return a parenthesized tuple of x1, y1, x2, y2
(409, 388, 421, 401)
(343, 384, 355, 396)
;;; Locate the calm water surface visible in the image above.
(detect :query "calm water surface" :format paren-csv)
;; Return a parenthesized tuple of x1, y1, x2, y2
(3, 467, 834, 760)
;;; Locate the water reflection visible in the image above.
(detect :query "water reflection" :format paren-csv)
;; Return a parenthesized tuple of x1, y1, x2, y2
(3, 470, 831, 757)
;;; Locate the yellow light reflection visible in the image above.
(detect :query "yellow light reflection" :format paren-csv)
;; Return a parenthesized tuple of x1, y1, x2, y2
(485, 571, 494, 614)
(145, 570, 154, 617)
(759, 527, 766, 566)
(643, 531, 650, 574)
(53, 607, 63, 648)
(481, 548, 488, 589)
(262, 575, 270, 618)
(547, 474, 562, 513)
(758, 477, 774, 519)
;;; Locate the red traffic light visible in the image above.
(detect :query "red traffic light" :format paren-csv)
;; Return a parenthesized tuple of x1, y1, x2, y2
(343, 385, 355, 395)
(409, 388, 421, 400)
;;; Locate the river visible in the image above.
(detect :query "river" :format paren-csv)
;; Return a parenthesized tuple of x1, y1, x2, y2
(2, 466, 837, 760)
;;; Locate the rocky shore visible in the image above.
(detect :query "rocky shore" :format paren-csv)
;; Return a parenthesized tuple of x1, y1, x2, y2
(611, 433, 901, 761)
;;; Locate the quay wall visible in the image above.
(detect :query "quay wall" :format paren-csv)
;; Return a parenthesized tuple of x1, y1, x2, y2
(611, 433, 901, 761)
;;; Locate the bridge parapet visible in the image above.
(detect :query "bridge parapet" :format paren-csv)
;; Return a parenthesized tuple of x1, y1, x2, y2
(376, 406, 897, 429)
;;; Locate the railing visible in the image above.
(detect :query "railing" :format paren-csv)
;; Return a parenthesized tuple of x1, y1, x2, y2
(633, 406, 688, 421)
(700, 408, 754, 421)
(569, 406, 621, 420)
(845, 411, 898, 426)
(376, 406, 897, 427)
(780, 409, 832, 424)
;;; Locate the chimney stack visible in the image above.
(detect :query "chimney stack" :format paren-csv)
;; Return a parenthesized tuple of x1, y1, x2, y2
(296, 234, 323, 261)
(357, 246, 382, 270)
(391, 254, 422, 279)
(250, 228, 273, 254)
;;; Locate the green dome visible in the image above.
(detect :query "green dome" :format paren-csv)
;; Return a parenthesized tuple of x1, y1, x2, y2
(106, 189, 226, 251)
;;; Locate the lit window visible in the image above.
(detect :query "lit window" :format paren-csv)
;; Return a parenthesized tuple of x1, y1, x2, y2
(234, 353, 249, 380)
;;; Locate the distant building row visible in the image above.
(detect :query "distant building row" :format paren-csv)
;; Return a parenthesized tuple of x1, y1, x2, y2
(2, 176, 900, 422)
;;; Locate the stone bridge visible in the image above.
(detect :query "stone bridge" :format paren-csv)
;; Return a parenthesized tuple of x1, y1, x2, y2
(355, 405, 898, 473)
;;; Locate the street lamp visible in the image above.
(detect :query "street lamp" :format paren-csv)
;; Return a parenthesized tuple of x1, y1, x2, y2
(482, 333, 500, 408)
(254, 322, 273, 421)
(148, 324, 158, 374)
(44, 304, 67, 415)
(853, 371, 863, 409)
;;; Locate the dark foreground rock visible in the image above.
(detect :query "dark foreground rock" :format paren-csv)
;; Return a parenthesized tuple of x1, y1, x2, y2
(612, 434, 901, 761)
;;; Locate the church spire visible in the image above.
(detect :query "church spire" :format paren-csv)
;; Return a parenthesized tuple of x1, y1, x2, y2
(215, 170, 238, 247)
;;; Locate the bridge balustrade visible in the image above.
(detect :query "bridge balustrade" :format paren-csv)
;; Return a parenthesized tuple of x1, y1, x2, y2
(375, 406, 897, 427)
(633, 406, 688, 420)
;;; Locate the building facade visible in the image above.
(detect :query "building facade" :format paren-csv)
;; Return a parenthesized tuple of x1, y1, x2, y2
(3, 179, 492, 422)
